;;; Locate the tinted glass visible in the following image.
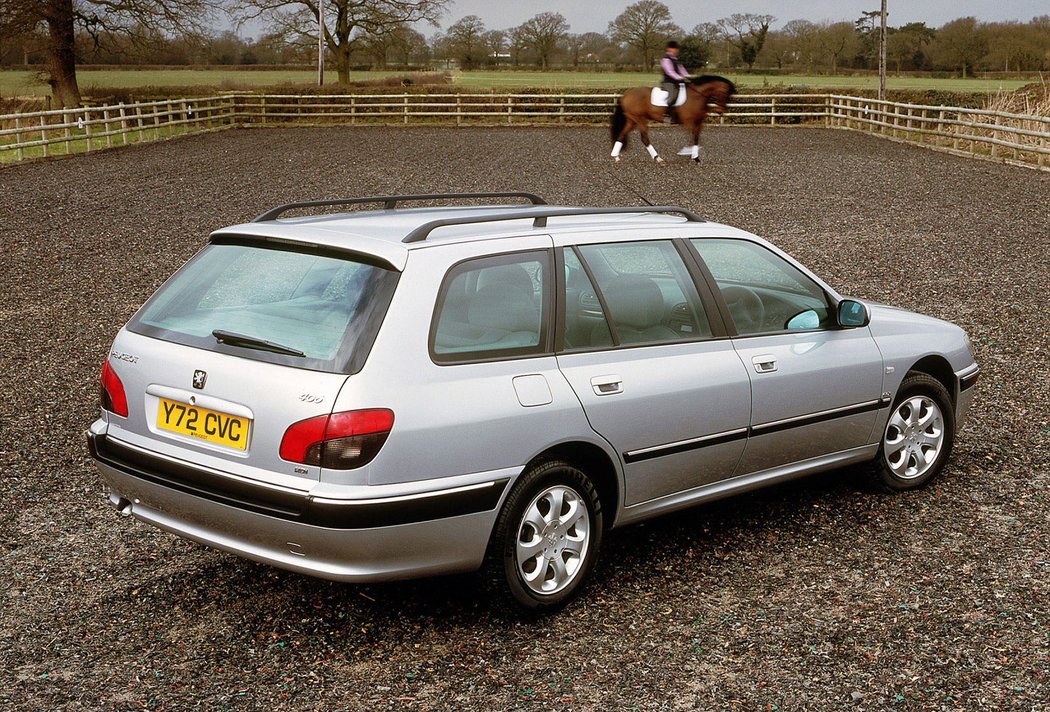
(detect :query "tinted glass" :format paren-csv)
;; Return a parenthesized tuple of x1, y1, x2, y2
(432, 251, 550, 361)
(128, 243, 398, 373)
(691, 238, 831, 335)
(576, 241, 712, 346)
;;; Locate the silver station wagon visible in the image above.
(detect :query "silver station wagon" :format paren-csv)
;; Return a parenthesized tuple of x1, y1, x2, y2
(89, 193, 979, 609)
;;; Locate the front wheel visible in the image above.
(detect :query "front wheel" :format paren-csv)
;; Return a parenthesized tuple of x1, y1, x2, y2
(874, 372, 955, 490)
(490, 459, 603, 610)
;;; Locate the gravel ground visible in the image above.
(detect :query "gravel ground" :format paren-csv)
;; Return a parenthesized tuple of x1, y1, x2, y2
(1, 126, 1047, 710)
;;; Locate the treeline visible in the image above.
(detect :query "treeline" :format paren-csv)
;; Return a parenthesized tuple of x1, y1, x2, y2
(3, 6, 1047, 76)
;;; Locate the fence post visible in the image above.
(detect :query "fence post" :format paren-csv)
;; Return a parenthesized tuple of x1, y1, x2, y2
(1039, 137, 1046, 169)
(63, 110, 72, 154)
(85, 109, 93, 151)
(350, 96, 356, 125)
(951, 110, 960, 151)
(507, 96, 512, 125)
(119, 104, 128, 145)
(403, 95, 409, 125)
(824, 95, 831, 128)
(457, 95, 462, 126)
(991, 115, 999, 157)
(103, 108, 112, 148)
(559, 96, 565, 125)
(937, 110, 946, 149)
(180, 100, 188, 132)
(15, 117, 24, 161)
(135, 104, 145, 142)
(770, 97, 776, 127)
(39, 114, 49, 157)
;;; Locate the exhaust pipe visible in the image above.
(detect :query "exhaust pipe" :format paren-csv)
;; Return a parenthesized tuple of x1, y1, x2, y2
(108, 493, 134, 517)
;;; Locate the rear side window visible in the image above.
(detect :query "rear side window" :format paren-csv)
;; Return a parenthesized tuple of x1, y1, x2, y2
(128, 242, 399, 373)
(574, 241, 713, 346)
(431, 251, 551, 362)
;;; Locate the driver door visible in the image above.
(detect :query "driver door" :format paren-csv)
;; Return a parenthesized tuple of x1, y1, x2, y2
(689, 238, 885, 474)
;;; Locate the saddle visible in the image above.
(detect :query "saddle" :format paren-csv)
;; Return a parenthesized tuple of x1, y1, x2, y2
(651, 84, 687, 108)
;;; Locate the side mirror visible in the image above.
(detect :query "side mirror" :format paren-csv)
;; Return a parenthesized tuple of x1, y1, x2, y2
(837, 299, 870, 328)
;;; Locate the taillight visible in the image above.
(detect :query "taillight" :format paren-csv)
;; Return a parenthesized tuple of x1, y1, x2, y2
(280, 409, 394, 470)
(100, 358, 129, 417)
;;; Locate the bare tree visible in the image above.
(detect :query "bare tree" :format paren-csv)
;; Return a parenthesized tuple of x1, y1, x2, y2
(716, 12, 775, 70)
(360, 21, 422, 67)
(887, 22, 934, 72)
(930, 17, 988, 77)
(1, 0, 217, 107)
(445, 14, 485, 68)
(607, 0, 680, 70)
(782, 19, 819, 72)
(565, 31, 609, 66)
(482, 29, 506, 64)
(515, 11, 568, 69)
(815, 21, 861, 74)
(233, 0, 450, 83)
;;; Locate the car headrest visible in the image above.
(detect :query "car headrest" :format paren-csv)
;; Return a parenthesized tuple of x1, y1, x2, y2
(468, 283, 538, 332)
(602, 274, 666, 329)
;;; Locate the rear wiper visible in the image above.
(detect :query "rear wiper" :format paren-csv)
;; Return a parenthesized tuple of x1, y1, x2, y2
(212, 329, 306, 357)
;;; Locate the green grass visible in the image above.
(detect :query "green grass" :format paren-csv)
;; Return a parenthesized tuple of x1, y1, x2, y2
(452, 71, 1032, 93)
(0, 122, 212, 163)
(0, 68, 1035, 100)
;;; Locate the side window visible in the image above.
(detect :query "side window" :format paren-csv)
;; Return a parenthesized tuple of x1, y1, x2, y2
(569, 241, 713, 348)
(431, 251, 550, 361)
(562, 249, 614, 350)
(691, 239, 831, 336)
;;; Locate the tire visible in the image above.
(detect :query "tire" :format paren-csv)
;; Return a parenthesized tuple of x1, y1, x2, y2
(489, 459, 603, 610)
(874, 372, 955, 490)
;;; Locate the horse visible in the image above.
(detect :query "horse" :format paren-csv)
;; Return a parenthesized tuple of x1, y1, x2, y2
(610, 75, 736, 163)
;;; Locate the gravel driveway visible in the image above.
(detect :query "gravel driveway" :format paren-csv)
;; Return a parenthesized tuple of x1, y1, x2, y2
(1, 126, 1047, 709)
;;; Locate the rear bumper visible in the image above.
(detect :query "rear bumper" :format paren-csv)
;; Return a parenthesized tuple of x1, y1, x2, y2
(88, 427, 511, 582)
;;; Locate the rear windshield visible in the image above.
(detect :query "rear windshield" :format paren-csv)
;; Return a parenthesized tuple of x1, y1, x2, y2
(127, 242, 399, 373)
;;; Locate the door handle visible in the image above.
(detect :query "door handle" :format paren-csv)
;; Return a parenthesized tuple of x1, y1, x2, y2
(752, 354, 777, 373)
(590, 374, 623, 395)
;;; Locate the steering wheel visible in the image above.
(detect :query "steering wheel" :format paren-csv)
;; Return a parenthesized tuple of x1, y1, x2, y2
(720, 285, 765, 333)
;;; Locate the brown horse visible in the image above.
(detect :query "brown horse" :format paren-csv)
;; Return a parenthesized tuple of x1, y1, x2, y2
(610, 75, 736, 163)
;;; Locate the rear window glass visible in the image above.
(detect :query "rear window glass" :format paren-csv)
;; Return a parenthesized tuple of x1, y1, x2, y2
(128, 242, 398, 373)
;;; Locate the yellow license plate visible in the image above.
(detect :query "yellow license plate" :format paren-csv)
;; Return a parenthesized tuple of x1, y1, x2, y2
(157, 398, 250, 451)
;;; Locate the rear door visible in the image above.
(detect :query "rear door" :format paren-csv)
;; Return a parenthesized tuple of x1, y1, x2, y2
(689, 238, 884, 474)
(554, 236, 752, 507)
(106, 240, 399, 486)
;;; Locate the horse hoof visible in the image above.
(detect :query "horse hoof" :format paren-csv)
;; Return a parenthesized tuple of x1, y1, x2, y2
(656, 157, 665, 164)
(613, 156, 621, 163)
(692, 157, 701, 163)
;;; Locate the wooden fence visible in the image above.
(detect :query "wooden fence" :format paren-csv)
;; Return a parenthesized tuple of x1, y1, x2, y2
(0, 96, 232, 161)
(827, 95, 1050, 170)
(1, 92, 1047, 170)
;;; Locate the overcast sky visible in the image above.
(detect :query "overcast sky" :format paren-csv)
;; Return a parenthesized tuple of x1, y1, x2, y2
(425, 0, 1048, 35)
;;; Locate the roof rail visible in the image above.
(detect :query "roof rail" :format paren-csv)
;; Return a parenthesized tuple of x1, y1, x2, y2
(253, 192, 548, 222)
(401, 206, 705, 244)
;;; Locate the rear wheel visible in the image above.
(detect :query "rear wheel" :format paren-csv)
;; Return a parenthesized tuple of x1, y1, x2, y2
(490, 459, 602, 610)
(875, 372, 955, 490)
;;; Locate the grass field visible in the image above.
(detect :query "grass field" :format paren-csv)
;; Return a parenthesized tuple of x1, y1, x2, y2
(0, 68, 1035, 99)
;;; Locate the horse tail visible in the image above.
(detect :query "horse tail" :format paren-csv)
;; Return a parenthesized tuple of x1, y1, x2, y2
(610, 101, 628, 148)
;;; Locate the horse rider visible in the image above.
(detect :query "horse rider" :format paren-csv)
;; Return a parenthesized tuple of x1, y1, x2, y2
(661, 40, 690, 123)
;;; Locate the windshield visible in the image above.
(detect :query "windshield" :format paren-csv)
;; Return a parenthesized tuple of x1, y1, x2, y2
(128, 242, 399, 373)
